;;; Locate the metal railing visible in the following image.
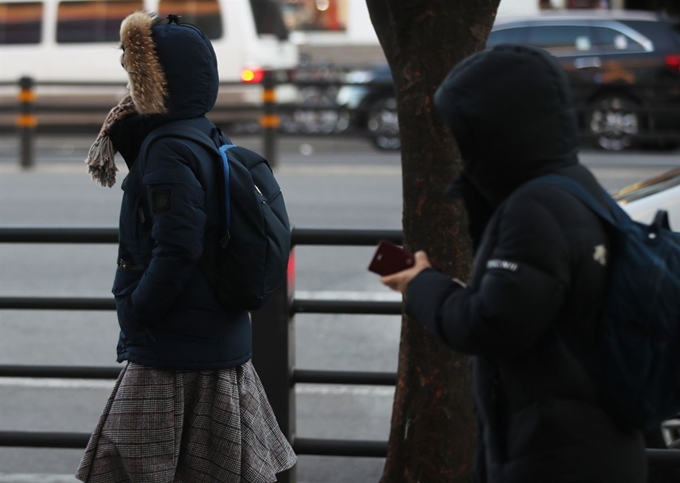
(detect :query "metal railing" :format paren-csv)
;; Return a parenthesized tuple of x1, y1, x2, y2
(0, 227, 401, 483)
(0, 74, 389, 168)
(3, 74, 680, 168)
(2, 227, 680, 482)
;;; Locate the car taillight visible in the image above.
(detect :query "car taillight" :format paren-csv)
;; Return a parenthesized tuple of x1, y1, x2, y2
(665, 54, 680, 72)
(241, 68, 264, 83)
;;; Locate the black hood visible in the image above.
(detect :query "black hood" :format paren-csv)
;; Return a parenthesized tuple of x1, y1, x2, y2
(435, 44, 580, 207)
(150, 20, 219, 120)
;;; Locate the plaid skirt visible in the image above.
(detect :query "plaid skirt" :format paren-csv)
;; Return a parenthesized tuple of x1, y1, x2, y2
(75, 361, 296, 483)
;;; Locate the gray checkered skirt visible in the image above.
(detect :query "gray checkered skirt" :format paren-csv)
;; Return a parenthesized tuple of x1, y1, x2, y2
(75, 361, 296, 483)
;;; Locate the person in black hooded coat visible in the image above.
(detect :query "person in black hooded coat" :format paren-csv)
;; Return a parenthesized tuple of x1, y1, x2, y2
(381, 44, 647, 483)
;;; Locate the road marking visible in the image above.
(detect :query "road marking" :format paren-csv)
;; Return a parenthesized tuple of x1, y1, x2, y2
(0, 163, 663, 179)
(278, 164, 401, 176)
(0, 378, 114, 389)
(0, 378, 396, 396)
(0, 163, 129, 175)
(0, 475, 79, 483)
(296, 384, 395, 397)
(295, 290, 402, 302)
(0, 476, 316, 483)
(0, 163, 401, 177)
(0, 162, 672, 180)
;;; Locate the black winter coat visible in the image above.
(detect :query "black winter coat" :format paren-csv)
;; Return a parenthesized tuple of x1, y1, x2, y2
(406, 45, 647, 483)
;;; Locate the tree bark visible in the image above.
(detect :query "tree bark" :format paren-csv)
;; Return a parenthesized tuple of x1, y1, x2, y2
(365, 1, 499, 481)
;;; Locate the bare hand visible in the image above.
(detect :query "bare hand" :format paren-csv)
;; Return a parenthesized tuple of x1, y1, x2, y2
(380, 251, 432, 295)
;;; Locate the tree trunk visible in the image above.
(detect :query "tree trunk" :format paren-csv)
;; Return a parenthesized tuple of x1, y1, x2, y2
(365, 1, 499, 481)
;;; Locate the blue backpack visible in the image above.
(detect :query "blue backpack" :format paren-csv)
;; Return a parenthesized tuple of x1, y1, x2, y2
(140, 121, 290, 311)
(529, 175, 680, 430)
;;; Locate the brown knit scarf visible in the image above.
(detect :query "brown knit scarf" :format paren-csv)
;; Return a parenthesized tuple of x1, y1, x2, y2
(85, 93, 137, 188)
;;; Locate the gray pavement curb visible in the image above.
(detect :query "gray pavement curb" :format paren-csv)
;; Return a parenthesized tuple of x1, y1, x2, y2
(0, 475, 78, 483)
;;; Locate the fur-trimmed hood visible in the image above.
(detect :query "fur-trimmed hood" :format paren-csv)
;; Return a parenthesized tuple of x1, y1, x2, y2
(120, 11, 219, 119)
(86, 12, 219, 187)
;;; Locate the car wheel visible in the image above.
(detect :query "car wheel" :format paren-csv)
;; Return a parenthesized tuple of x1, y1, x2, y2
(367, 97, 400, 151)
(587, 96, 640, 151)
(645, 420, 680, 483)
(662, 418, 680, 449)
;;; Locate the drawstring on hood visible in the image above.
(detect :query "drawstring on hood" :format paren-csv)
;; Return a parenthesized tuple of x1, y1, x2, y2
(435, 44, 580, 208)
(86, 10, 219, 187)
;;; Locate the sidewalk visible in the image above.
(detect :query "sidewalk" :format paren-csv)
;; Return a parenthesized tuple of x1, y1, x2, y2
(0, 476, 77, 483)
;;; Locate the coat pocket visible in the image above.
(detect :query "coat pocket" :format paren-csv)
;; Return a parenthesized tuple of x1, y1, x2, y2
(112, 267, 147, 346)
(119, 175, 152, 256)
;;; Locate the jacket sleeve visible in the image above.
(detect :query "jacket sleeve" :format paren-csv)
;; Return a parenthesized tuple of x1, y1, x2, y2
(406, 191, 571, 357)
(130, 139, 207, 323)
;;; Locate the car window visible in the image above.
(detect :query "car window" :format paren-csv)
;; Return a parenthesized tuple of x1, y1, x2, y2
(0, 1, 43, 44)
(250, 0, 289, 41)
(620, 20, 678, 50)
(526, 25, 594, 55)
(159, 0, 223, 39)
(673, 22, 680, 48)
(674, 22, 680, 47)
(487, 27, 525, 47)
(592, 26, 646, 54)
(57, 0, 142, 43)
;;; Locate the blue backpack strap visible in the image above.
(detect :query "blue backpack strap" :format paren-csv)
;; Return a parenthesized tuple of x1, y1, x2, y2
(218, 144, 236, 234)
(522, 174, 629, 227)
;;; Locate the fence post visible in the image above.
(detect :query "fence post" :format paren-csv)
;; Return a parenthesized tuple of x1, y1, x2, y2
(261, 70, 279, 168)
(18, 77, 37, 169)
(251, 249, 296, 483)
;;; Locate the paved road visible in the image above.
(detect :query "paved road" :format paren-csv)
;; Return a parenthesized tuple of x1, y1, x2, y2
(0, 134, 678, 482)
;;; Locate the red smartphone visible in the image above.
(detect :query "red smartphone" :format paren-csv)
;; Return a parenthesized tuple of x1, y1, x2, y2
(368, 240, 415, 276)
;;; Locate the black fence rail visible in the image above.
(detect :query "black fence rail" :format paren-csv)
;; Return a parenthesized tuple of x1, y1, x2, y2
(0, 74, 390, 168)
(2, 226, 680, 482)
(0, 227, 403, 483)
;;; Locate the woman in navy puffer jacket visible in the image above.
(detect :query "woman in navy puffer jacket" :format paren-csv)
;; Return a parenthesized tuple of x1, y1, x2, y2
(76, 11, 295, 483)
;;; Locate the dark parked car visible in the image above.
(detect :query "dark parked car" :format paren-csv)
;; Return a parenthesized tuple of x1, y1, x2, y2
(336, 63, 399, 150)
(338, 10, 680, 151)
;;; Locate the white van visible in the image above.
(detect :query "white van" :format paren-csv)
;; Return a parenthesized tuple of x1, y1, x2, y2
(0, 0, 299, 128)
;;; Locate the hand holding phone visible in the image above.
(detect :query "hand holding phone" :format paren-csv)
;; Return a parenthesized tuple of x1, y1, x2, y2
(368, 240, 415, 276)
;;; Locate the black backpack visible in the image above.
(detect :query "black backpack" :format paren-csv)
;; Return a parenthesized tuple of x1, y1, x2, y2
(140, 121, 290, 310)
(526, 174, 680, 430)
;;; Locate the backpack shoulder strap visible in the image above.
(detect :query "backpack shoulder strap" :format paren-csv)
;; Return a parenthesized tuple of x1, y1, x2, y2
(521, 174, 630, 227)
(139, 121, 236, 242)
(139, 121, 227, 160)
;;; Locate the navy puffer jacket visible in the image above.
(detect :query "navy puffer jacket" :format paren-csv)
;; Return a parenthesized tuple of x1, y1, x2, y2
(109, 15, 251, 369)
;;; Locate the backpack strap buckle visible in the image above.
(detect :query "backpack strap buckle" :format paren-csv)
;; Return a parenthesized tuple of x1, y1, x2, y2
(649, 210, 670, 241)
(220, 231, 231, 248)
